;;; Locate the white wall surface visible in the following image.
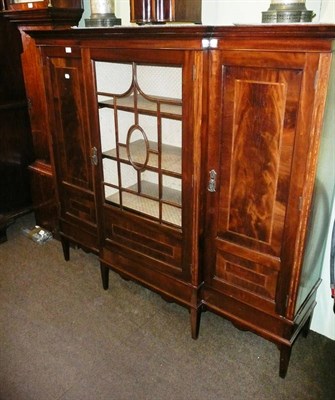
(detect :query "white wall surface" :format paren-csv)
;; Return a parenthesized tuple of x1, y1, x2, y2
(81, 0, 335, 25)
(78, 1, 335, 339)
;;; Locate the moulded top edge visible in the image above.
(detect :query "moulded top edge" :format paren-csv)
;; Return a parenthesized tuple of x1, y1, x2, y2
(27, 24, 335, 41)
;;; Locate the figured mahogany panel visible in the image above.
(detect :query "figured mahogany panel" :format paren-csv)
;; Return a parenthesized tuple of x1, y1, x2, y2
(228, 80, 286, 244)
(218, 65, 303, 257)
(44, 54, 97, 239)
(48, 58, 92, 191)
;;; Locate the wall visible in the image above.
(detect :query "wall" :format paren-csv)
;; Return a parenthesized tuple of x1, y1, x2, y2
(79, 1, 335, 340)
(81, 0, 334, 25)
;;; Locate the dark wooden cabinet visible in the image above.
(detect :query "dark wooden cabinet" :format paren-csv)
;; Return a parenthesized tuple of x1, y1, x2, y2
(0, 7, 33, 242)
(2, 0, 83, 235)
(31, 25, 335, 378)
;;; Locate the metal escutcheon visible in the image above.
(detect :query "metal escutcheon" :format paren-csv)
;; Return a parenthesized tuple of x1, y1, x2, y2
(208, 169, 217, 192)
(91, 147, 98, 166)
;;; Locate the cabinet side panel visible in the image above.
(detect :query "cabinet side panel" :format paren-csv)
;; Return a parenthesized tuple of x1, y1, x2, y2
(295, 54, 335, 314)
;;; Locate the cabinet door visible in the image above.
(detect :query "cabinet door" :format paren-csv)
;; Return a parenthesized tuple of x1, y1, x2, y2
(90, 48, 201, 285)
(43, 48, 97, 250)
(204, 50, 320, 317)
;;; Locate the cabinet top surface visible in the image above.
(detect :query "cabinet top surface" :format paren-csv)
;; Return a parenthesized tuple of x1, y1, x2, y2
(29, 24, 335, 52)
(29, 24, 335, 38)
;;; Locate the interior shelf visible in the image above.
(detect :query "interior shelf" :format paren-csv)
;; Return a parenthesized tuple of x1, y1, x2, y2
(98, 93, 182, 119)
(105, 180, 182, 226)
(106, 180, 181, 205)
(103, 140, 182, 175)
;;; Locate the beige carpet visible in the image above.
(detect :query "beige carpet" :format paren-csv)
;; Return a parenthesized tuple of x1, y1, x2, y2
(0, 213, 334, 400)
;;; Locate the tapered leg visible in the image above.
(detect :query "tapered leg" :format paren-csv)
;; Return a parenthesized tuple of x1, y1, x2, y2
(190, 307, 201, 340)
(100, 263, 109, 290)
(279, 344, 292, 379)
(61, 236, 70, 261)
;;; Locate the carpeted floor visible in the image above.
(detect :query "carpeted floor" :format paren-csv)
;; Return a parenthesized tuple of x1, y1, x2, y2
(0, 213, 334, 400)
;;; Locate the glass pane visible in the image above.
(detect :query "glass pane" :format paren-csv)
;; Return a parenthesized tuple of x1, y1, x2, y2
(161, 144, 182, 174)
(103, 158, 118, 186)
(96, 62, 132, 95)
(141, 171, 159, 198)
(95, 61, 183, 227)
(120, 163, 138, 189)
(127, 126, 149, 169)
(162, 176, 182, 205)
(105, 187, 119, 204)
(138, 114, 158, 144)
(162, 118, 182, 147)
(123, 192, 159, 219)
(99, 108, 116, 152)
(162, 204, 182, 227)
(137, 65, 182, 99)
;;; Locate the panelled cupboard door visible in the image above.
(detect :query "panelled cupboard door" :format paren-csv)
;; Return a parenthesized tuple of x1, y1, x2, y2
(43, 49, 97, 249)
(89, 48, 202, 284)
(204, 50, 320, 319)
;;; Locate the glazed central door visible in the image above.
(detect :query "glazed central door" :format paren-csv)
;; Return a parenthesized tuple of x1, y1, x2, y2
(90, 48, 201, 286)
(204, 50, 318, 318)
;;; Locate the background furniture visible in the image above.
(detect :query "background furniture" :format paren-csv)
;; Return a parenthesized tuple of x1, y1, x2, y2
(2, 0, 83, 235)
(130, 0, 202, 24)
(0, 4, 33, 242)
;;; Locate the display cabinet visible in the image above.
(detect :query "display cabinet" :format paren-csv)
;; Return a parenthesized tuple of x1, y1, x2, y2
(30, 25, 335, 378)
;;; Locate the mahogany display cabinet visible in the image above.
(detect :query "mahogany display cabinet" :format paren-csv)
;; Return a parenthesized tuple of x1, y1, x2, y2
(29, 24, 335, 378)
